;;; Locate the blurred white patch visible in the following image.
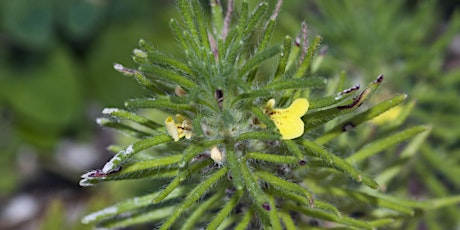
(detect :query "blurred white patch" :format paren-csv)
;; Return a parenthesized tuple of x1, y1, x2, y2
(102, 108, 119, 114)
(0, 194, 39, 225)
(55, 140, 98, 172)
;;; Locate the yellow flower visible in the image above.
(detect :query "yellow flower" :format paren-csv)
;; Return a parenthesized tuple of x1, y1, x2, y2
(265, 98, 309, 140)
(165, 114, 193, 141)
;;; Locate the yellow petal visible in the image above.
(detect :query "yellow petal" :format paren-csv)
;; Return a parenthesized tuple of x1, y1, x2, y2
(165, 116, 180, 141)
(275, 98, 309, 117)
(272, 116, 305, 140)
(270, 98, 309, 140)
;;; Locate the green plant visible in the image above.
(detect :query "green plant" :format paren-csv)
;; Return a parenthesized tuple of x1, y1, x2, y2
(80, 0, 460, 229)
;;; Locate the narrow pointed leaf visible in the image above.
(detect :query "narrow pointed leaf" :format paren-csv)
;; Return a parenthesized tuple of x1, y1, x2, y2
(292, 35, 322, 79)
(234, 209, 253, 230)
(102, 108, 161, 130)
(125, 98, 197, 114)
(96, 118, 151, 138)
(284, 203, 374, 229)
(181, 191, 225, 230)
(346, 125, 428, 163)
(256, 170, 313, 203)
(274, 36, 292, 80)
(101, 134, 172, 173)
(301, 139, 379, 189)
(138, 39, 194, 76)
(138, 63, 197, 89)
(238, 161, 271, 224)
(206, 190, 243, 230)
(283, 139, 305, 160)
(82, 187, 185, 224)
(245, 152, 299, 165)
(154, 160, 211, 204)
(227, 142, 244, 190)
(236, 131, 281, 141)
(237, 45, 281, 79)
(279, 211, 296, 230)
(97, 206, 175, 228)
(160, 167, 228, 230)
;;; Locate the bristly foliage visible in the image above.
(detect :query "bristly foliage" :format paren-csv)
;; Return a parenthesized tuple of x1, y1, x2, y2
(80, 0, 460, 229)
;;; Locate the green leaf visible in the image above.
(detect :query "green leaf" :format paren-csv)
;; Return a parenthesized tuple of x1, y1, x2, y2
(226, 142, 244, 190)
(125, 98, 197, 114)
(315, 93, 407, 144)
(346, 125, 428, 164)
(245, 152, 299, 165)
(154, 160, 211, 204)
(206, 190, 243, 230)
(160, 167, 228, 230)
(238, 161, 271, 225)
(234, 209, 253, 230)
(273, 36, 292, 80)
(176, 0, 201, 58)
(101, 134, 172, 173)
(283, 139, 305, 160)
(255, 171, 313, 203)
(262, 77, 327, 91)
(244, 2, 269, 35)
(232, 77, 325, 106)
(284, 203, 374, 229)
(79, 165, 179, 186)
(137, 62, 197, 89)
(292, 35, 322, 79)
(258, 18, 276, 52)
(237, 45, 281, 79)
(300, 139, 379, 189)
(138, 39, 195, 76)
(97, 206, 175, 228)
(102, 108, 161, 130)
(266, 195, 283, 230)
(303, 75, 384, 132)
(210, 0, 224, 35)
(96, 118, 152, 138)
(325, 188, 415, 215)
(181, 191, 225, 230)
(82, 187, 185, 224)
(279, 211, 296, 230)
(308, 84, 360, 110)
(236, 131, 281, 141)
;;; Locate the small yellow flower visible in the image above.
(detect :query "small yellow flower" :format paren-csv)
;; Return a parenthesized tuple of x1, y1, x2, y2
(265, 98, 309, 140)
(165, 114, 193, 141)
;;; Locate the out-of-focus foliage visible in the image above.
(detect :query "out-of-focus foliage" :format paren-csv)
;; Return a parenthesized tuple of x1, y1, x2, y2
(0, 0, 177, 228)
(303, 0, 460, 142)
(0, 0, 176, 191)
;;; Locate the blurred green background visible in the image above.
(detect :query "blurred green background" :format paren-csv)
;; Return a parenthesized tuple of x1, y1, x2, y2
(0, 0, 459, 229)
